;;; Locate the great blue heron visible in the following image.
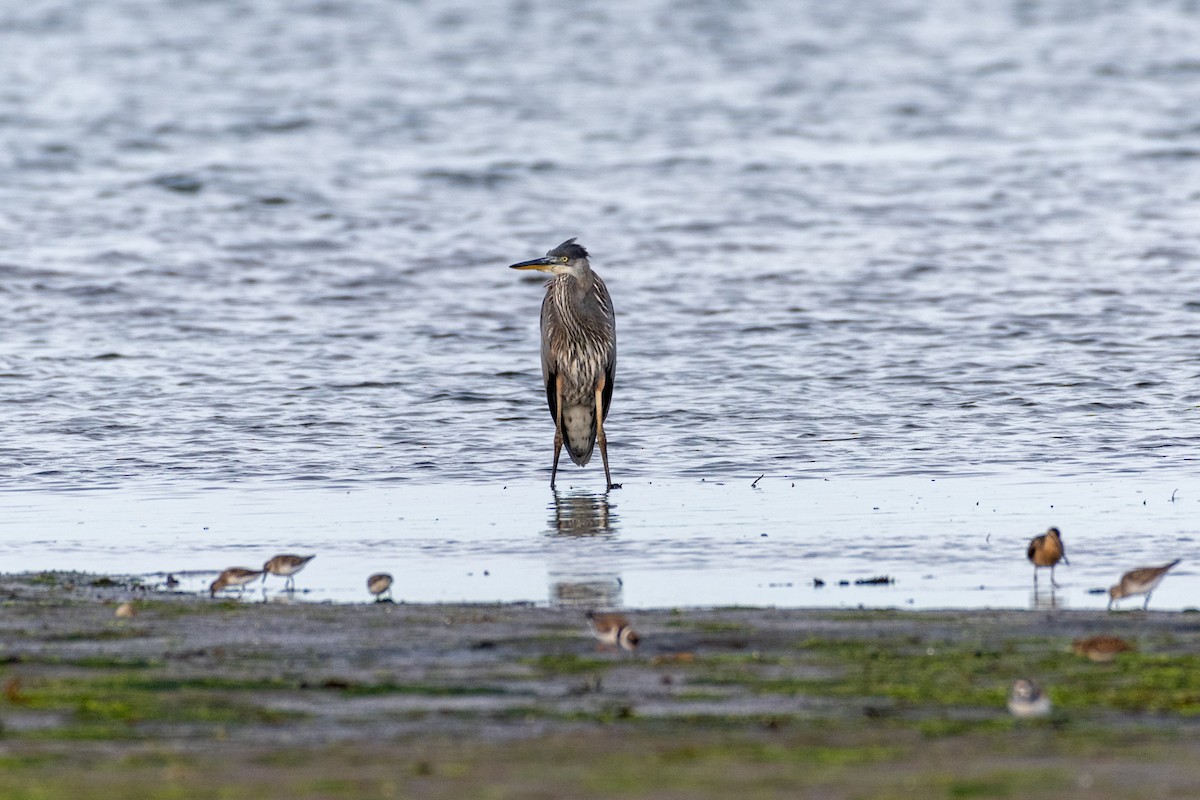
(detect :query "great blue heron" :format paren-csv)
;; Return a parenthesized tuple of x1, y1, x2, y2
(510, 238, 619, 491)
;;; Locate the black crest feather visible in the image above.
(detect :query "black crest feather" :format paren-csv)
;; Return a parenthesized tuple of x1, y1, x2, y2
(548, 238, 589, 261)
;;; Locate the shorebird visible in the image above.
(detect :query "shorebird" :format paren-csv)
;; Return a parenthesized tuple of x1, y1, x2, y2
(586, 611, 639, 652)
(210, 568, 263, 598)
(1073, 635, 1135, 663)
(1007, 679, 1052, 718)
(367, 572, 394, 602)
(1026, 527, 1068, 589)
(1108, 560, 1180, 611)
(262, 554, 316, 591)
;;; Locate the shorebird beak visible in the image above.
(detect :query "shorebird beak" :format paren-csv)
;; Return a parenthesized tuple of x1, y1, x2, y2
(509, 256, 557, 271)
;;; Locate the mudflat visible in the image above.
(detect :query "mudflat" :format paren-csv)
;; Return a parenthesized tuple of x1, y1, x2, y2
(2, 572, 1200, 799)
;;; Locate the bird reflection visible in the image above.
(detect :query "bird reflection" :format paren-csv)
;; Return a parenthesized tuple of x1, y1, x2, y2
(1030, 586, 1062, 610)
(551, 578, 624, 608)
(549, 490, 616, 536)
(547, 490, 623, 607)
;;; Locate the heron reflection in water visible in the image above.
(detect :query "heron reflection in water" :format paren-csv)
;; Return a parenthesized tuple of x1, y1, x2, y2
(509, 239, 619, 491)
(547, 490, 622, 608)
(551, 490, 614, 536)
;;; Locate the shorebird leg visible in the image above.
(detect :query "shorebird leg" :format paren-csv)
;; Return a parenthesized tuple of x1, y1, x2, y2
(551, 375, 564, 490)
(1051, 565, 1061, 589)
(1032, 567, 1038, 589)
(1143, 593, 1151, 611)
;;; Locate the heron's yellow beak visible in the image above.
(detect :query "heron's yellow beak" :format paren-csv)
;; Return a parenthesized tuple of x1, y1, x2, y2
(509, 256, 557, 271)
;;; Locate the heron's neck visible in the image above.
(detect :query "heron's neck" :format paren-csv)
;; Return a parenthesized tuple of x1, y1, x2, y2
(554, 265, 595, 295)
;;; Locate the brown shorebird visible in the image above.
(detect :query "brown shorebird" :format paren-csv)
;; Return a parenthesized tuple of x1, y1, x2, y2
(262, 554, 316, 591)
(1007, 679, 1052, 718)
(1108, 560, 1180, 610)
(367, 572, 394, 602)
(586, 611, 639, 652)
(1073, 635, 1135, 662)
(210, 568, 263, 598)
(1027, 527, 1068, 588)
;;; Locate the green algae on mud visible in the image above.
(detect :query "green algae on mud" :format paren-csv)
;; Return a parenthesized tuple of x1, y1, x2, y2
(2, 729, 1199, 800)
(4, 574, 1200, 798)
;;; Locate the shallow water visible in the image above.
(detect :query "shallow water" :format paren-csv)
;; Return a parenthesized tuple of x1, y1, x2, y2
(1, 475, 1195, 610)
(1, 0, 1198, 606)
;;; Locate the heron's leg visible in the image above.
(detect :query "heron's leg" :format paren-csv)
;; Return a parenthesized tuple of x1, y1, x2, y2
(551, 375, 564, 490)
(594, 382, 616, 491)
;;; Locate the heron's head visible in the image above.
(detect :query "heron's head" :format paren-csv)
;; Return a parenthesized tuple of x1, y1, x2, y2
(509, 238, 590, 275)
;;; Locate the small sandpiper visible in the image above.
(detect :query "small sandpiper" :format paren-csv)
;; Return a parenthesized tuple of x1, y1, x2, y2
(1026, 527, 1068, 589)
(1007, 679, 1052, 718)
(367, 572, 394, 602)
(586, 611, 639, 652)
(262, 554, 316, 591)
(210, 568, 263, 598)
(1108, 560, 1180, 611)
(1073, 635, 1134, 663)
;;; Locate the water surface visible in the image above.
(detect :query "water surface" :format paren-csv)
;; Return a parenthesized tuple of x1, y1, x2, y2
(1, 0, 1197, 607)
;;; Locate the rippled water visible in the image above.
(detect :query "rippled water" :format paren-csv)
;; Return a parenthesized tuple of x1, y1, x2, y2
(1, 0, 1197, 605)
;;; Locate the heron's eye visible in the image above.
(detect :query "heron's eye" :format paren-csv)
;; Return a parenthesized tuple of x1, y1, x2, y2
(560, 256, 568, 263)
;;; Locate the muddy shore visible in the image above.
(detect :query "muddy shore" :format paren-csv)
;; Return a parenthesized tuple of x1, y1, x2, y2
(2, 572, 1200, 799)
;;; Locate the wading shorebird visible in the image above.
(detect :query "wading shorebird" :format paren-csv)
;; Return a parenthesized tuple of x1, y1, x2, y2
(262, 554, 315, 592)
(210, 568, 263, 598)
(1108, 560, 1180, 611)
(1073, 635, 1135, 663)
(586, 611, 639, 652)
(1027, 527, 1068, 589)
(1007, 679, 1052, 718)
(367, 572, 394, 602)
(510, 239, 619, 491)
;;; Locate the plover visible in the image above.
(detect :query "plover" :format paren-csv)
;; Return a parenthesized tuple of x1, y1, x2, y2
(1027, 527, 1068, 589)
(1072, 635, 1134, 663)
(1108, 560, 1180, 611)
(586, 611, 639, 652)
(262, 554, 316, 591)
(210, 568, 263, 598)
(1007, 679, 1052, 718)
(367, 572, 394, 602)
